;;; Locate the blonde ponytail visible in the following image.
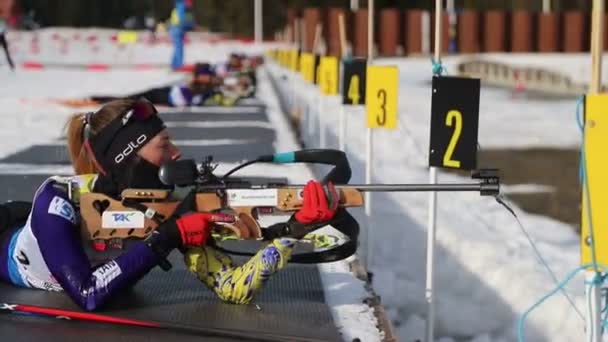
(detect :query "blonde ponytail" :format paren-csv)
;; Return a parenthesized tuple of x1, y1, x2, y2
(65, 113, 97, 174)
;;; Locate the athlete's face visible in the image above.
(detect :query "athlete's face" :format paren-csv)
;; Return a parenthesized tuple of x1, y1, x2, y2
(195, 74, 212, 84)
(137, 129, 181, 166)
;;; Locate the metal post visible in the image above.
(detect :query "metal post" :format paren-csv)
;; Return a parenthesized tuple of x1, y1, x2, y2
(363, 0, 374, 271)
(339, 105, 347, 152)
(254, 0, 263, 43)
(425, 1, 443, 341)
(421, 11, 431, 54)
(319, 97, 325, 148)
(542, 0, 551, 14)
(590, 0, 603, 94)
(447, 0, 457, 53)
(585, 1, 604, 341)
(339, 12, 348, 153)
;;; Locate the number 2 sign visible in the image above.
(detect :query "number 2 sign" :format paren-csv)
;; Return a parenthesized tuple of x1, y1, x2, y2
(428, 76, 480, 171)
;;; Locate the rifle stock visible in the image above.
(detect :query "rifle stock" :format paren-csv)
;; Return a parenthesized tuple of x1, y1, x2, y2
(80, 186, 364, 243)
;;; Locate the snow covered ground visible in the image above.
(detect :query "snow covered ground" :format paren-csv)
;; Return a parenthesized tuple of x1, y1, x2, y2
(268, 54, 594, 342)
(0, 27, 601, 341)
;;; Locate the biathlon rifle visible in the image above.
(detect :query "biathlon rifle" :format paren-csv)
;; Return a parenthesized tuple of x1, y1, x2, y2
(79, 149, 500, 267)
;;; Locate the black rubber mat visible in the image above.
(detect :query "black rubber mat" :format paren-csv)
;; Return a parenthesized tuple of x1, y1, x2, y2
(0, 175, 70, 202)
(0, 105, 344, 342)
(0, 143, 274, 165)
(159, 112, 268, 122)
(0, 249, 341, 342)
(160, 105, 265, 113)
(0, 313, 231, 342)
(0, 175, 287, 203)
(164, 126, 276, 142)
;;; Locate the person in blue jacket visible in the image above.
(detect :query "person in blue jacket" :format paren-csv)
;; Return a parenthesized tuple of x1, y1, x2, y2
(0, 98, 337, 310)
(0, 17, 15, 71)
(169, 0, 194, 70)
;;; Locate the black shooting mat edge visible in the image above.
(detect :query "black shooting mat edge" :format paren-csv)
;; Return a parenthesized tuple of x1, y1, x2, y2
(0, 175, 289, 203)
(0, 143, 276, 165)
(0, 104, 344, 341)
(0, 246, 342, 342)
(1, 106, 275, 164)
(159, 111, 269, 122)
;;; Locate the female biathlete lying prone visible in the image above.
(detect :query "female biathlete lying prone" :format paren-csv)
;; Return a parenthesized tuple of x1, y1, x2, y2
(0, 99, 337, 310)
(90, 62, 256, 108)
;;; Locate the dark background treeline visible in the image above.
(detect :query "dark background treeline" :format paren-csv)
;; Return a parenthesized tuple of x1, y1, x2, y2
(18, 0, 592, 37)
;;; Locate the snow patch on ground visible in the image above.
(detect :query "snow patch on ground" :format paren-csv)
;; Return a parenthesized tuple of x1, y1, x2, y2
(267, 56, 590, 342)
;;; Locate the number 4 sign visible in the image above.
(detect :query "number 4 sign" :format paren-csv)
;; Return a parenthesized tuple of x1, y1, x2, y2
(365, 66, 399, 129)
(429, 76, 480, 171)
(342, 58, 367, 105)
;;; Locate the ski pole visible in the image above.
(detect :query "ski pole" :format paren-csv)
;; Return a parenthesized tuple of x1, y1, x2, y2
(0, 302, 325, 342)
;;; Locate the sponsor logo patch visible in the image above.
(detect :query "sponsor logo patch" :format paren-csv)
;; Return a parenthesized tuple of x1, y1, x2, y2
(101, 211, 145, 229)
(114, 134, 147, 164)
(92, 261, 122, 290)
(48, 196, 76, 224)
(226, 189, 278, 207)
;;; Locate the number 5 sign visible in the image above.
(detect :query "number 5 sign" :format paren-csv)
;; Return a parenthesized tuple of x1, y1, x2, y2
(429, 76, 480, 171)
(365, 66, 399, 129)
(319, 56, 339, 95)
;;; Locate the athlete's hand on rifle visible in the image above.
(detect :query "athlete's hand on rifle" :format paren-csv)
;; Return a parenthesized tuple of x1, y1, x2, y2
(294, 181, 339, 224)
(159, 212, 236, 248)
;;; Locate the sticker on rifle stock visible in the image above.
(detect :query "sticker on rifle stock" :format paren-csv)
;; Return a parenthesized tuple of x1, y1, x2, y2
(226, 189, 278, 207)
(101, 211, 145, 229)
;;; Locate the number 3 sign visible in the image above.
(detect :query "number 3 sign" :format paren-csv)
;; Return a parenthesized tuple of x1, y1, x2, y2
(428, 76, 480, 171)
(365, 65, 399, 129)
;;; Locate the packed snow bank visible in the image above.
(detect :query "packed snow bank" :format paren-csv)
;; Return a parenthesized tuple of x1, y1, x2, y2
(267, 54, 590, 342)
(258, 67, 383, 341)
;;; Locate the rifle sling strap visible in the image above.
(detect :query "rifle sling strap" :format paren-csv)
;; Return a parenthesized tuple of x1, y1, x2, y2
(213, 208, 359, 264)
(121, 198, 166, 224)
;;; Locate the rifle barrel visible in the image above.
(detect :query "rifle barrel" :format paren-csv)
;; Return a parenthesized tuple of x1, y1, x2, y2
(341, 184, 492, 192)
(207, 182, 500, 195)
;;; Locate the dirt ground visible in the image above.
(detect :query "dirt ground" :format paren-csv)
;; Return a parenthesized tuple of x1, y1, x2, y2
(446, 148, 582, 231)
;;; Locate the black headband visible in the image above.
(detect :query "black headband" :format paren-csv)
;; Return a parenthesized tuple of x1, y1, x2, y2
(84, 108, 165, 176)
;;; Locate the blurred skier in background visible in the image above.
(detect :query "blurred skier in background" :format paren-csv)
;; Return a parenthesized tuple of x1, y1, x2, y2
(169, 0, 194, 70)
(0, 15, 15, 71)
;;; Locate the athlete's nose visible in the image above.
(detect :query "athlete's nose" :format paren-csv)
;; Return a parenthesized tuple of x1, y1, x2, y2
(169, 141, 181, 161)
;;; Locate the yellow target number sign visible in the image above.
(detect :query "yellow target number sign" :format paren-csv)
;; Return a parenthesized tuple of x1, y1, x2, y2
(290, 49, 299, 71)
(319, 56, 339, 95)
(581, 94, 608, 267)
(299, 53, 315, 83)
(117, 31, 138, 44)
(365, 66, 399, 129)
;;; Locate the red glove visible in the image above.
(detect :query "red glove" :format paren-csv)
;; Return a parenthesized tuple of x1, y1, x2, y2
(176, 213, 235, 247)
(294, 180, 339, 224)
